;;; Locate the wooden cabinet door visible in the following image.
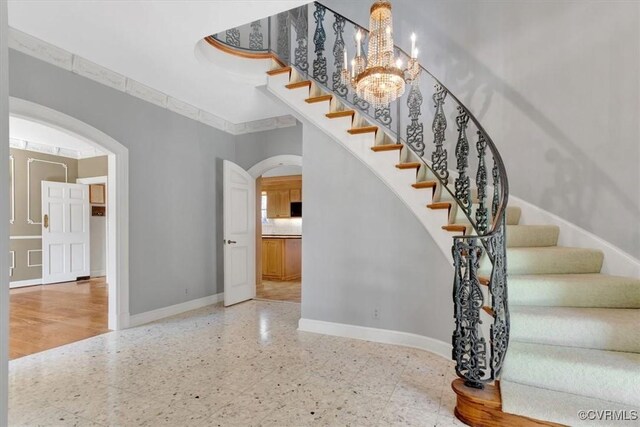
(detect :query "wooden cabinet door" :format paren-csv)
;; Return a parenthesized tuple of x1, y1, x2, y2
(262, 239, 283, 278)
(277, 190, 290, 218)
(290, 189, 301, 203)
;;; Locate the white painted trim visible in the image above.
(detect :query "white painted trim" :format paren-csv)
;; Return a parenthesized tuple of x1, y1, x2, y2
(510, 194, 640, 277)
(91, 270, 106, 277)
(10, 97, 130, 330)
(26, 249, 42, 268)
(129, 293, 224, 327)
(10, 137, 104, 160)
(8, 28, 296, 136)
(9, 235, 41, 240)
(248, 155, 303, 179)
(27, 157, 68, 224)
(76, 176, 107, 185)
(298, 318, 452, 360)
(9, 155, 13, 224)
(9, 251, 14, 277)
(9, 278, 42, 288)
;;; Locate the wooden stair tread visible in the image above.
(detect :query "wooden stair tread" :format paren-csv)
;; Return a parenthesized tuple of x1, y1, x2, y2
(479, 276, 490, 286)
(412, 181, 437, 189)
(370, 144, 403, 152)
(395, 162, 421, 170)
(266, 67, 292, 76)
(326, 110, 355, 119)
(443, 224, 468, 233)
(452, 379, 564, 427)
(482, 306, 495, 317)
(305, 94, 332, 104)
(348, 126, 378, 135)
(427, 202, 452, 210)
(285, 81, 312, 89)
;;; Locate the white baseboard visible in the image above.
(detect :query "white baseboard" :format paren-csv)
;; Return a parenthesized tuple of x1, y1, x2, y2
(10, 278, 42, 288)
(128, 293, 224, 327)
(298, 318, 452, 360)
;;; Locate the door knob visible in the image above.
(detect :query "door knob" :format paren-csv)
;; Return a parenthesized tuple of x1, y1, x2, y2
(227, 240, 237, 244)
(43, 214, 49, 229)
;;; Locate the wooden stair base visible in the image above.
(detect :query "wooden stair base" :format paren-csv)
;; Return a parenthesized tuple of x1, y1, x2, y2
(305, 94, 332, 104)
(411, 181, 437, 189)
(443, 224, 468, 233)
(285, 80, 312, 89)
(370, 144, 402, 152)
(266, 67, 292, 76)
(326, 110, 355, 119)
(395, 162, 421, 170)
(348, 126, 378, 135)
(452, 379, 565, 427)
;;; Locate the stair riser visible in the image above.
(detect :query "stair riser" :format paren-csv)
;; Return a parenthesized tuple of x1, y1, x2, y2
(482, 249, 604, 275)
(511, 308, 640, 353)
(506, 225, 560, 247)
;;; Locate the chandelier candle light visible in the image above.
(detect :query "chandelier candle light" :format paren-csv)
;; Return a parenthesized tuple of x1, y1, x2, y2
(341, 0, 421, 106)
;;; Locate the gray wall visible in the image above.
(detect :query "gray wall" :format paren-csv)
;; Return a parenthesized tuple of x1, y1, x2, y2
(9, 50, 236, 315)
(321, 0, 640, 259)
(234, 124, 302, 170)
(302, 122, 453, 342)
(1, 0, 10, 423)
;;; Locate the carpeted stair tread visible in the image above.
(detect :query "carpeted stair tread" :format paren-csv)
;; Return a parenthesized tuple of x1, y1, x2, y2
(501, 380, 640, 427)
(506, 225, 559, 247)
(509, 274, 640, 308)
(501, 341, 640, 407)
(511, 306, 640, 353)
(481, 246, 604, 275)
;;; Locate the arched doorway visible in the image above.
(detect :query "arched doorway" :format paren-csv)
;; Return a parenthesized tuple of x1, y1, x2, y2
(9, 97, 130, 331)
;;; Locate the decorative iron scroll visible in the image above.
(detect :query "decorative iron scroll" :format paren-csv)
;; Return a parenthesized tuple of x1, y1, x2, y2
(492, 157, 500, 219)
(312, 4, 328, 84)
(331, 15, 348, 97)
(292, 6, 308, 73)
(432, 84, 449, 181)
(475, 132, 489, 235)
(375, 105, 392, 127)
(249, 21, 264, 50)
(452, 237, 487, 389)
(487, 220, 509, 379)
(406, 83, 425, 157)
(226, 28, 240, 47)
(277, 12, 290, 64)
(455, 107, 471, 212)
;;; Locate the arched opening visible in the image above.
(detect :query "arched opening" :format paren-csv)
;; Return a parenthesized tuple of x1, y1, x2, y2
(248, 155, 303, 303)
(9, 97, 130, 332)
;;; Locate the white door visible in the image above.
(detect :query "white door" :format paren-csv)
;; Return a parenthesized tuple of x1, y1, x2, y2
(41, 181, 90, 284)
(223, 160, 255, 306)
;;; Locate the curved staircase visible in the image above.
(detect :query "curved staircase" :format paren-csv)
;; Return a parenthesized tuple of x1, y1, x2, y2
(209, 3, 640, 425)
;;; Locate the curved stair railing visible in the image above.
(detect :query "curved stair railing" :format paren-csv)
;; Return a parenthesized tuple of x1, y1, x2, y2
(208, 2, 509, 389)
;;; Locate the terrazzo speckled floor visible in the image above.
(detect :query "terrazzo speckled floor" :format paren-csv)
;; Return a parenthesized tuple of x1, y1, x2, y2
(9, 300, 462, 426)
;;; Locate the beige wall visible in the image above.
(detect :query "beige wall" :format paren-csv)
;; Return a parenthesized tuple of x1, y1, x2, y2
(9, 148, 78, 282)
(78, 155, 107, 178)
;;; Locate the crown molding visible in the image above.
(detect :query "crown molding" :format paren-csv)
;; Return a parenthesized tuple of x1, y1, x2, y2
(9, 137, 103, 159)
(8, 27, 297, 136)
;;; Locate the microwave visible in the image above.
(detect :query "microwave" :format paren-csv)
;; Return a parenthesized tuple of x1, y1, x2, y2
(290, 202, 302, 218)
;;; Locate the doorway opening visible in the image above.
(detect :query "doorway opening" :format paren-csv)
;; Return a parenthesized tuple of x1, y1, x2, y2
(8, 97, 130, 358)
(248, 155, 303, 303)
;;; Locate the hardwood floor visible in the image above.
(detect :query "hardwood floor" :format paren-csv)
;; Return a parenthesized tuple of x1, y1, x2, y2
(10, 277, 109, 360)
(256, 279, 301, 303)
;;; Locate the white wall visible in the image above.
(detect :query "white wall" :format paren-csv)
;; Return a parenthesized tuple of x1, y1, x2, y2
(0, 0, 9, 423)
(321, 0, 640, 260)
(301, 121, 453, 344)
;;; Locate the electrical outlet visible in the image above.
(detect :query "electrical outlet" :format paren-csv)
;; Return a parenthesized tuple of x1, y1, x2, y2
(373, 308, 380, 319)
(185, 288, 189, 295)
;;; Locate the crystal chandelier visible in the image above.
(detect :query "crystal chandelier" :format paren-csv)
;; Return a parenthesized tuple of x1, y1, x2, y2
(341, 0, 420, 107)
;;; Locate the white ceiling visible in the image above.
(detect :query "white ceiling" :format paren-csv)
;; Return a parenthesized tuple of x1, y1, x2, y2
(10, 116, 105, 159)
(7, 1, 309, 124)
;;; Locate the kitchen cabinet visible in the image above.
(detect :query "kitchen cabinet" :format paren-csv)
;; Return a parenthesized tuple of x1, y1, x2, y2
(266, 190, 291, 218)
(262, 237, 301, 280)
(290, 189, 302, 203)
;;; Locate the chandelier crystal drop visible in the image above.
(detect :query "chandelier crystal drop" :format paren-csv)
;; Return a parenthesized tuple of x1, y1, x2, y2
(341, 0, 421, 107)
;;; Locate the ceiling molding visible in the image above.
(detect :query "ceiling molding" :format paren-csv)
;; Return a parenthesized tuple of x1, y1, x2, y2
(10, 137, 103, 160)
(8, 27, 297, 136)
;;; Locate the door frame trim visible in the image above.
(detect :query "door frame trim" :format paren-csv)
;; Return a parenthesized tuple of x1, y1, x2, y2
(10, 97, 130, 330)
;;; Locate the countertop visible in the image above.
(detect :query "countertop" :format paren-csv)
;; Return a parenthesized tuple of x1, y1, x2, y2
(262, 235, 302, 239)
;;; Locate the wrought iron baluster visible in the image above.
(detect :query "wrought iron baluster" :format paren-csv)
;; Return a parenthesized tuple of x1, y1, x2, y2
(249, 21, 264, 50)
(452, 238, 487, 389)
(406, 83, 425, 157)
(487, 220, 509, 379)
(475, 132, 489, 234)
(352, 25, 370, 113)
(292, 6, 308, 73)
(312, 4, 328, 84)
(226, 28, 240, 47)
(277, 12, 290, 64)
(432, 84, 448, 181)
(492, 157, 500, 219)
(455, 107, 472, 212)
(331, 15, 348, 97)
(375, 105, 392, 127)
